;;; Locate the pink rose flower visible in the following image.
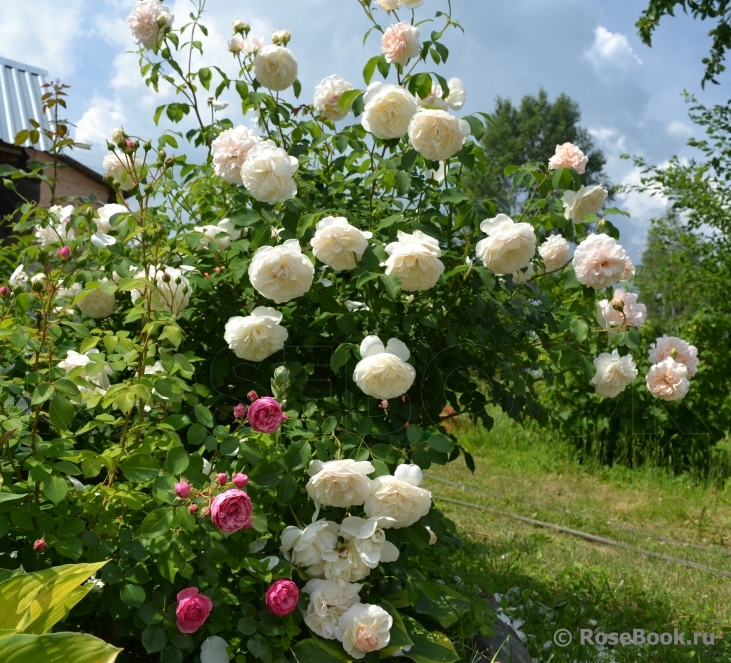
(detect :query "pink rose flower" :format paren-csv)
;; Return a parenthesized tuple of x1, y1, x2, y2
(175, 587, 212, 633)
(548, 142, 588, 174)
(648, 335, 699, 378)
(247, 397, 285, 433)
(233, 473, 249, 488)
(265, 579, 299, 616)
(175, 481, 191, 498)
(210, 489, 253, 533)
(233, 403, 247, 418)
(596, 288, 647, 330)
(646, 358, 690, 402)
(381, 22, 421, 66)
(573, 233, 629, 290)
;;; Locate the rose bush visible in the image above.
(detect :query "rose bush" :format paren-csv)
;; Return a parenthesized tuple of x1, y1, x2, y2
(0, 0, 677, 661)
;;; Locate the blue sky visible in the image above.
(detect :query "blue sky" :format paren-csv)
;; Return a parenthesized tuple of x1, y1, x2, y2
(1, 0, 729, 261)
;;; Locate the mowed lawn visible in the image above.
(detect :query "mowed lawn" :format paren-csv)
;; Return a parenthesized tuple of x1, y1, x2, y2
(423, 409, 731, 662)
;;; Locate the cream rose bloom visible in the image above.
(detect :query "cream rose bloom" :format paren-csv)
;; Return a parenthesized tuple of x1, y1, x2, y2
(311, 217, 372, 271)
(224, 306, 288, 361)
(9, 265, 28, 288)
(401, 0, 425, 6)
(418, 83, 448, 110)
(77, 282, 116, 319)
(339, 604, 392, 660)
(194, 218, 242, 251)
(240, 140, 299, 204)
(475, 214, 536, 275)
(127, 0, 174, 50)
(317, 539, 371, 583)
(103, 151, 138, 191)
(211, 126, 261, 184)
(538, 234, 571, 272)
(58, 349, 113, 392)
(446, 77, 466, 110)
(511, 263, 534, 284)
(562, 184, 608, 223)
(589, 350, 638, 398)
(408, 109, 470, 161)
(228, 34, 244, 53)
(280, 520, 339, 567)
(648, 336, 699, 378)
(548, 142, 589, 174)
(340, 516, 399, 568)
(314, 75, 355, 122)
(306, 459, 375, 509)
(381, 21, 421, 66)
(376, 0, 401, 10)
(253, 45, 298, 91)
(130, 265, 191, 318)
(384, 230, 444, 291)
(95, 204, 128, 234)
(646, 358, 690, 401)
(596, 288, 646, 330)
(271, 29, 292, 46)
(361, 83, 418, 140)
(353, 336, 416, 400)
(573, 233, 629, 290)
(303, 580, 363, 641)
(364, 464, 432, 528)
(248, 239, 314, 303)
(35, 205, 75, 245)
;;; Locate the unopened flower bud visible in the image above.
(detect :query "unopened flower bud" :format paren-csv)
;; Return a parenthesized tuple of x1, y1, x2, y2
(201, 506, 211, 517)
(271, 29, 291, 46)
(232, 18, 249, 33)
(111, 128, 124, 143)
(0, 285, 9, 297)
(162, 273, 171, 282)
(34, 539, 47, 552)
(611, 299, 625, 312)
(126, 139, 135, 150)
(58, 246, 71, 260)
(143, 140, 152, 152)
(232, 473, 249, 488)
(233, 403, 247, 418)
(31, 279, 45, 293)
(174, 481, 191, 498)
(228, 34, 244, 53)
(216, 472, 228, 486)
(247, 390, 258, 402)
(188, 503, 198, 514)
(670, 348, 678, 360)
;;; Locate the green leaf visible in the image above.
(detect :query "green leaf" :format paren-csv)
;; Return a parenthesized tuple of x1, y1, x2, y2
(284, 440, 311, 472)
(376, 54, 390, 79)
(604, 206, 630, 218)
(379, 601, 414, 658)
(290, 639, 345, 663)
(570, 318, 589, 343)
(30, 383, 54, 406)
(401, 616, 459, 663)
(195, 404, 214, 428)
(438, 189, 469, 205)
(119, 454, 159, 484)
(120, 584, 146, 609)
(426, 434, 453, 453)
(395, 170, 412, 195)
(475, 266, 496, 291)
(363, 55, 379, 85)
(321, 416, 338, 436)
(0, 633, 121, 663)
(380, 274, 402, 300)
(139, 507, 178, 539)
(296, 212, 323, 239)
(161, 325, 183, 348)
(414, 580, 471, 628)
(338, 89, 362, 113)
(198, 67, 212, 90)
(141, 625, 167, 654)
(463, 115, 484, 141)
(0, 493, 26, 504)
(42, 476, 68, 505)
(163, 446, 190, 476)
(331, 344, 352, 374)
(187, 423, 208, 447)
(49, 394, 75, 431)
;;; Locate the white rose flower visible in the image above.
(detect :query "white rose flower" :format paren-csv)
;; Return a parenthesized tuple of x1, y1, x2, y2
(243, 37, 264, 54)
(573, 233, 629, 290)
(240, 140, 299, 204)
(648, 335, 699, 378)
(58, 349, 112, 392)
(314, 75, 356, 122)
(95, 204, 128, 234)
(418, 83, 448, 110)
(381, 21, 421, 66)
(200, 636, 230, 663)
(589, 350, 638, 398)
(280, 520, 339, 567)
(339, 603, 393, 660)
(111, 128, 124, 143)
(224, 306, 288, 361)
(35, 205, 75, 246)
(401, 0, 424, 6)
(511, 263, 533, 284)
(103, 150, 138, 191)
(311, 217, 372, 271)
(595, 288, 646, 331)
(127, 0, 174, 50)
(77, 282, 116, 319)
(549, 142, 589, 174)
(253, 45, 298, 91)
(361, 83, 418, 140)
(538, 234, 571, 272)
(408, 109, 470, 162)
(364, 464, 432, 528)
(475, 214, 536, 275)
(562, 184, 608, 223)
(9, 265, 28, 288)
(426, 526, 437, 545)
(271, 29, 291, 46)
(212, 126, 261, 184)
(345, 300, 369, 312)
(377, 0, 401, 10)
(248, 239, 314, 303)
(446, 77, 466, 110)
(130, 265, 191, 318)
(340, 516, 399, 568)
(194, 218, 242, 251)
(232, 18, 248, 33)
(303, 579, 363, 641)
(353, 336, 416, 400)
(228, 34, 244, 53)
(318, 538, 371, 583)
(384, 230, 444, 291)
(56, 281, 82, 299)
(646, 358, 690, 401)
(306, 459, 375, 509)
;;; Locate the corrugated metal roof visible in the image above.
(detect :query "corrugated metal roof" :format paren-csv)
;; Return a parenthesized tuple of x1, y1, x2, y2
(0, 55, 53, 152)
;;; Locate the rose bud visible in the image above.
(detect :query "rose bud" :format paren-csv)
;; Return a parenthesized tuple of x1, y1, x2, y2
(233, 403, 247, 418)
(0, 285, 9, 297)
(216, 472, 228, 486)
(247, 390, 258, 402)
(58, 246, 71, 260)
(174, 481, 191, 498)
(189, 503, 198, 514)
(232, 473, 249, 489)
(34, 539, 48, 552)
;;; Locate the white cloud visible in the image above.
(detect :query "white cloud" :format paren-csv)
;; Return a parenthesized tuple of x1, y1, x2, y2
(667, 120, 694, 137)
(75, 96, 126, 146)
(585, 26, 642, 73)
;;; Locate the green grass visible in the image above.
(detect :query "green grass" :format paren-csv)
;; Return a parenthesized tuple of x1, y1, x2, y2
(425, 408, 731, 662)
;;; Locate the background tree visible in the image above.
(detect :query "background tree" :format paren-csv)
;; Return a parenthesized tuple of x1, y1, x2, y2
(465, 89, 608, 212)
